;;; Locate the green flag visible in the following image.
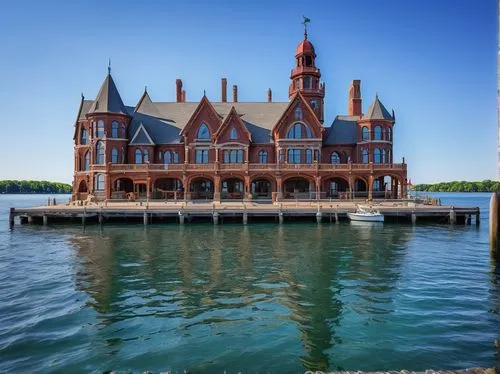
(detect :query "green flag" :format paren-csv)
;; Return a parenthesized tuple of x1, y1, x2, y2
(302, 15, 311, 24)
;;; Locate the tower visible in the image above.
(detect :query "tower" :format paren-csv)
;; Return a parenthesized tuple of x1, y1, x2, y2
(289, 27, 325, 123)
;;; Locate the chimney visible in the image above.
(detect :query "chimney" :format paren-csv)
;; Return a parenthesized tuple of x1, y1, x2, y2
(182, 90, 186, 102)
(267, 88, 272, 103)
(221, 78, 227, 102)
(348, 80, 362, 116)
(232, 85, 238, 103)
(176, 79, 183, 103)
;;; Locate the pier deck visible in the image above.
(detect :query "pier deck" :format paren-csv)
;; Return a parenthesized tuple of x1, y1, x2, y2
(8, 200, 480, 227)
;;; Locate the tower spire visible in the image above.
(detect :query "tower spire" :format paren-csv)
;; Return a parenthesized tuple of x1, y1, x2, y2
(108, 58, 111, 74)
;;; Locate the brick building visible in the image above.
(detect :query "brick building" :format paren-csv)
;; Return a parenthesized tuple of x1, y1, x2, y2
(72, 31, 407, 202)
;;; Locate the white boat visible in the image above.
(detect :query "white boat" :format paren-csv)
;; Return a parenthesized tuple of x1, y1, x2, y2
(347, 205, 384, 222)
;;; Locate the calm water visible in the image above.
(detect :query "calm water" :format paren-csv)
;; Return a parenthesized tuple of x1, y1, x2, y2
(0, 194, 498, 373)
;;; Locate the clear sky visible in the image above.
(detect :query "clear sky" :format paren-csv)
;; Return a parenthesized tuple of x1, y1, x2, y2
(0, 0, 496, 184)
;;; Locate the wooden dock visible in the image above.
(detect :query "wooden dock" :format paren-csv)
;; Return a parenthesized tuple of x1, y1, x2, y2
(8, 200, 480, 228)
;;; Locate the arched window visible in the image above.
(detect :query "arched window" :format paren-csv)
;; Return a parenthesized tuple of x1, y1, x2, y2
(373, 180, 380, 191)
(382, 149, 386, 163)
(135, 149, 142, 164)
(197, 123, 210, 140)
(286, 123, 312, 139)
(143, 149, 149, 163)
(387, 149, 392, 163)
(121, 123, 126, 138)
(330, 152, 340, 164)
(112, 121, 119, 138)
(374, 148, 382, 164)
(387, 127, 392, 141)
(164, 151, 172, 164)
(305, 149, 312, 164)
(95, 174, 105, 191)
(230, 127, 238, 140)
(362, 126, 369, 141)
(362, 149, 369, 163)
(80, 128, 88, 145)
(294, 106, 302, 120)
(258, 150, 268, 164)
(374, 125, 382, 140)
(83, 151, 90, 171)
(97, 120, 105, 138)
(111, 148, 119, 163)
(173, 151, 179, 163)
(96, 141, 105, 164)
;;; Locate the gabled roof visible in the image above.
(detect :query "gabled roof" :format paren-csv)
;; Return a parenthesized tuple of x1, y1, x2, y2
(87, 73, 129, 115)
(134, 88, 164, 119)
(363, 95, 394, 121)
(324, 115, 359, 144)
(180, 95, 222, 137)
(272, 92, 323, 137)
(214, 106, 252, 143)
(130, 123, 155, 145)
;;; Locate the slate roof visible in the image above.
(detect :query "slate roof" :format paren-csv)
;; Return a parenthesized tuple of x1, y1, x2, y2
(324, 115, 359, 144)
(130, 124, 155, 145)
(363, 95, 394, 121)
(87, 74, 128, 115)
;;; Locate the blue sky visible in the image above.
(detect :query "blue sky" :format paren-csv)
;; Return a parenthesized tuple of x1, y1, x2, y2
(0, 0, 496, 184)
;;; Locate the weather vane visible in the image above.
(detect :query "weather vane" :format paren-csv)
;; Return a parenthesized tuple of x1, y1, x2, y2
(302, 15, 311, 38)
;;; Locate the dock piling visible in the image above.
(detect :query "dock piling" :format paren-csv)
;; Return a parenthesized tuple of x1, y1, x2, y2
(213, 212, 219, 225)
(243, 212, 248, 225)
(335, 212, 339, 224)
(143, 211, 148, 225)
(449, 208, 456, 225)
(316, 211, 322, 223)
(278, 212, 284, 224)
(489, 193, 500, 262)
(27, 215, 33, 224)
(9, 208, 14, 229)
(411, 213, 417, 225)
(43, 215, 48, 226)
(179, 211, 184, 224)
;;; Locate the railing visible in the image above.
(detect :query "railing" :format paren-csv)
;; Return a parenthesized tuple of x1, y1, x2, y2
(186, 163, 215, 170)
(319, 164, 350, 170)
(279, 163, 317, 170)
(219, 163, 246, 170)
(148, 164, 184, 171)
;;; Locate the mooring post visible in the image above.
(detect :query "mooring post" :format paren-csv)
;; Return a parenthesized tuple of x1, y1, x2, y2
(316, 209, 322, 224)
(278, 211, 284, 224)
(178, 211, 184, 225)
(98, 208, 103, 225)
(449, 207, 456, 225)
(476, 209, 480, 226)
(9, 208, 14, 229)
(411, 213, 417, 225)
(243, 212, 248, 225)
(213, 211, 219, 225)
(335, 211, 339, 224)
(489, 193, 499, 262)
(27, 215, 33, 224)
(43, 215, 48, 226)
(82, 208, 86, 227)
(143, 211, 148, 225)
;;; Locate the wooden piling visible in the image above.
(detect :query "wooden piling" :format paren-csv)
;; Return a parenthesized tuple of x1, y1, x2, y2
(179, 211, 184, 224)
(9, 208, 14, 229)
(335, 212, 339, 224)
(143, 211, 148, 225)
(449, 208, 456, 225)
(213, 212, 219, 225)
(43, 215, 48, 225)
(243, 212, 248, 225)
(489, 193, 499, 262)
(27, 215, 33, 224)
(411, 213, 417, 225)
(278, 212, 284, 224)
(316, 211, 322, 223)
(82, 208, 86, 227)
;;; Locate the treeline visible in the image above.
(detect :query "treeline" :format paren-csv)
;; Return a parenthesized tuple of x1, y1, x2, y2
(0, 180, 72, 194)
(413, 180, 500, 192)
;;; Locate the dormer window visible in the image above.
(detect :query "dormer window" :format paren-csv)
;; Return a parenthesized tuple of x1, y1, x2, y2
(294, 106, 302, 120)
(197, 123, 210, 140)
(230, 127, 238, 140)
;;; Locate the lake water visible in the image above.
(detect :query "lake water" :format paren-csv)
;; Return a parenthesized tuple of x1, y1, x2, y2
(0, 193, 498, 373)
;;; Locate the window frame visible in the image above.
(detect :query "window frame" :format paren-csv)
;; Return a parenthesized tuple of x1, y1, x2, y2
(197, 123, 210, 140)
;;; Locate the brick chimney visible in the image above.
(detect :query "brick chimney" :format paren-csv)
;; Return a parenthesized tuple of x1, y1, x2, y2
(221, 78, 227, 103)
(267, 88, 272, 103)
(176, 79, 183, 103)
(348, 80, 362, 116)
(232, 85, 238, 103)
(182, 90, 186, 102)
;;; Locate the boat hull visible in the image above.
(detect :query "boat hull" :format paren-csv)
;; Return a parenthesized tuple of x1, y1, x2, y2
(347, 212, 385, 222)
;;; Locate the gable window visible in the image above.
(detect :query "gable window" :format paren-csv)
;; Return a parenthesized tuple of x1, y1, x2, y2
(196, 149, 209, 164)
(96, 141, 105, 164)
(287, 149, 302, 164)
(81, 128, 88, 145)
(362, 149, 369, 163)
(111, 148, 119, 163)
(97, 120, 105, 138)
(294, 106, 302, 120)
(362, 126, 369, 141)
(230, 127, 238, 140)
(197, 123, 210, 140)
(374, 125, 382, 141)
(95, 173, 105, 191)
(286, 122, 312, 139)
(374, 148, 382, 164)
(330, 152, 340, 164)
(305, 149, 313, 164)
(83, 151, 90, 170)
(258, 150, 268, 164)
(135, 149, 142, 164)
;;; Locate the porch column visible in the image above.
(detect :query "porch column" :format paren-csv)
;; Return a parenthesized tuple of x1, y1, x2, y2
(215, 147, 219, 162)
(214, 175, 221, 202)
(184, 146, 189, 163)
(316, 176, 321, 200)
(245, 147, 249, 163)
(402, 177, 407, 199)
(348, 174, 354, 200)
(368, 174, 373, 200)
(146, 177, 152, 200)
(276, 175, 283, 201)
(244, 175, 251, 199)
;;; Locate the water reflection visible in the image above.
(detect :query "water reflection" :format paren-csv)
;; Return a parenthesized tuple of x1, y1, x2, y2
(69, 223, 413, 371)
